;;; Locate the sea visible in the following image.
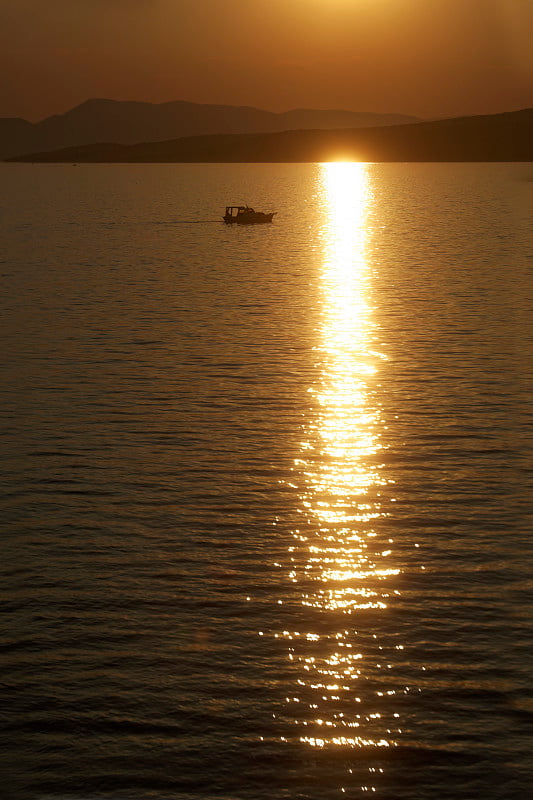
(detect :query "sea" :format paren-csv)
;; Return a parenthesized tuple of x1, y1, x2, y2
(1, 162, 532, 800)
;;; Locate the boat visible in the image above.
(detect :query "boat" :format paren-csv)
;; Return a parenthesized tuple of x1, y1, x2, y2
(223, 205, 276, 224)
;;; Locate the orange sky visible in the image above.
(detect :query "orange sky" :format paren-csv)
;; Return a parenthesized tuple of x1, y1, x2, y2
(1, 0, 532, 121)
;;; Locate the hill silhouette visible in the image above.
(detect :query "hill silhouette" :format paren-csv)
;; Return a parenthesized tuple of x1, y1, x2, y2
(0, 98, 418, 160)
(8, 108, 532, 163)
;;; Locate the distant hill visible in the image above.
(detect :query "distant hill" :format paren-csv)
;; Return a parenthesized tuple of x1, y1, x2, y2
(0, 98, 419, 159)
(8, 108, 532, 164)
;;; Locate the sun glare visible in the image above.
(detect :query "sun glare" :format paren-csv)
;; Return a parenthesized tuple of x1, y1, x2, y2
(279, 162, 402, 755)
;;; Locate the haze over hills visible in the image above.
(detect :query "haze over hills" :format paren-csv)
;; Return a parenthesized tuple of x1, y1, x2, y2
(0, 98, 419, 160)
(9, 108, 532, 164)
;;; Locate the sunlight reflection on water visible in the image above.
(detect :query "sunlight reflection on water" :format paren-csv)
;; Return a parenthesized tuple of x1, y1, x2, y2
(281, 163, 401, 757)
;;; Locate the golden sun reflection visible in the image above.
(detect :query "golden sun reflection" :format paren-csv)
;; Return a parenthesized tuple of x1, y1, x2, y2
(301, 162, 395, 614)
(281, 163, 402, 760)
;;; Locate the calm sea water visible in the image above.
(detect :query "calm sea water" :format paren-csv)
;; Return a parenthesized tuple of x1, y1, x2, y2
(1, 162, 532, 800)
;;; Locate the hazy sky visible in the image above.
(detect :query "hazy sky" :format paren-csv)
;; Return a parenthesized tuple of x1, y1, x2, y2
(1, 0, 532, 121)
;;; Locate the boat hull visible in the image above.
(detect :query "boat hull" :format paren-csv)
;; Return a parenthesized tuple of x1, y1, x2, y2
(223, 212, 275, 224)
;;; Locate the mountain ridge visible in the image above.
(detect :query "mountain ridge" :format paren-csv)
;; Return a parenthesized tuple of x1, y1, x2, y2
(7, 107, 532, 163)
(0, 98, 419, 159)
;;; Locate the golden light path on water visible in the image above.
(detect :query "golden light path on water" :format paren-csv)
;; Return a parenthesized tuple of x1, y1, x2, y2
(280, 163, 403, 761)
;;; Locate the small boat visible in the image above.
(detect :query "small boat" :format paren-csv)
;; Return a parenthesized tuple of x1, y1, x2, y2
(223, 205, 276, 224)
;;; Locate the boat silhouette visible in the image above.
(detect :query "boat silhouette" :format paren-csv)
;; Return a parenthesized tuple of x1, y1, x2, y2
(223, 205, 276, 224)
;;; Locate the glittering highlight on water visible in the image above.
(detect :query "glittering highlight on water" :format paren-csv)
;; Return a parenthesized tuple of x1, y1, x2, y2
(280, 163, 403, 761)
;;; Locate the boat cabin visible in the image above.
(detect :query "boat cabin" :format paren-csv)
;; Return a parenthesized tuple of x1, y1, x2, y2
(225, 206, 254, 219)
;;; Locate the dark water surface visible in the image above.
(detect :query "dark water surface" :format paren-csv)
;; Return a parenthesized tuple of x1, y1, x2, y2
(1, 163, 532, 799)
